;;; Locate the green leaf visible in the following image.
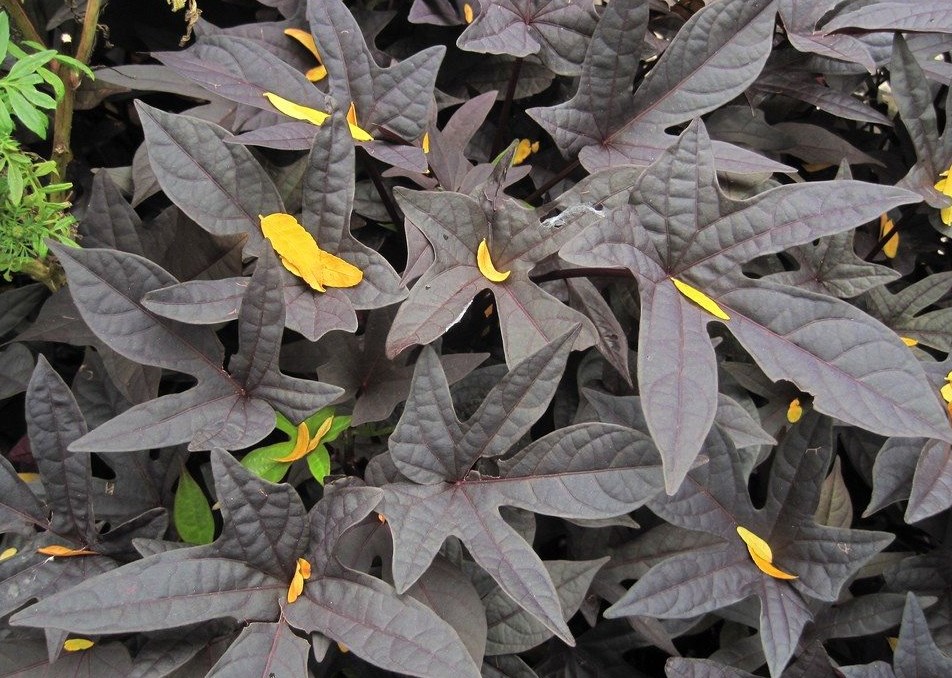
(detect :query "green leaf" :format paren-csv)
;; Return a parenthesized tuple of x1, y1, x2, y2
(8, 89, 48, 138)
(174, 466, 214, 545)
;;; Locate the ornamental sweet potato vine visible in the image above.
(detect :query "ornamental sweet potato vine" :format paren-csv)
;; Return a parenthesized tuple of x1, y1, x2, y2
(1, 0, 952, 676)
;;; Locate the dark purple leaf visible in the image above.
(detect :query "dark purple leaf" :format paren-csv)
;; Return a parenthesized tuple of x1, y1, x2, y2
(529, 0, 782, 172)
(822, 1, 952, 35)
(561, 120, 947, 491)
(206, 621, 309, 678)
(136, 101, 283, 252)
(457, 0, 598, 75)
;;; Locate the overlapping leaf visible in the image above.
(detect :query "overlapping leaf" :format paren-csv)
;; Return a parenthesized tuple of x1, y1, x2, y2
(606, 412, 893, 676)
(375, 331, 664, 644)
(53, 242, 340, 452)
(528, 0, 787, 173)
(561, 120, 949, 492)
(386, 182, 597, 367)
(307, 0, 444, 143)
(457, 0, 598, 75)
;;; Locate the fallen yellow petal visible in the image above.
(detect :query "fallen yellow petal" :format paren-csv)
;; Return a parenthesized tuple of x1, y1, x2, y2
(63, 638, 95, 652)
(477, 238, 511, 282)
(288, 557, 312, 603)
(941, 383, 952, 403)
(513, 139, 540, 165)
(274, 417, 334, 463)
(17, 472, 40, 483)
(283, 28, 327, 82)
(346, 102, 374, 142)
(463, 2, 474, 23)
(936, 166, 952, 226)
(900, 337, 918, 347)
(37, 544, 97, 557)
(260, 213, 363, 292)
(263, 92, 329, 126)
(750, 550, 798, 580)
(880, 214, 899, 259)
(737, 526, 797, 580)
(887, 636, 898, 651)
(422, 131, 430, 154)
(338, 642, 350, 653)
(736, 526, 772, 562)
(786, 398, 802, 424)
(671, 278, 730, 321)
(0, 547, 16, 561)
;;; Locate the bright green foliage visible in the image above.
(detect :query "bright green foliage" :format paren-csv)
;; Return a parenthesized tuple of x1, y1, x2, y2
(241, 409, 350, 484)
(173, 466, 215, 545)
(0, 12, 91, 281)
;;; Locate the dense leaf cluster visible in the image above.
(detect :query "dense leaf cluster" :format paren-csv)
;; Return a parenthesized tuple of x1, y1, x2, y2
(1, 0, 951, 676)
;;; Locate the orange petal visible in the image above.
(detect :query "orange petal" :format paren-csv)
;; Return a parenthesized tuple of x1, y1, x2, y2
(287, 571, 304, 603)
(283, 28, 321, 61)
(297, 557, 312, 580)
(901, 336, 918, 347)
(749, 550, 798, 580)
(346, 102, 373, 141)
(37, 544, 97, 557)
(260, 213, 363, 292)
(463, 2, 474, 23)
(274, 422, 314, 463)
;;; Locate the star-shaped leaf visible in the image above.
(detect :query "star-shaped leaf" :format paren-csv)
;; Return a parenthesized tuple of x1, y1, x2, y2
(605, 412, 893, 676)
(528, 0, 788, 173)
(375, 331, 664, 644)
(0, 358, 165, 629)
(859, 272, 952, 352)
(386, 184, 597, 366)
(889, 36, 952, 224)
(11, 451, 480, 678)
(307, 0, 444, 143)
(53, 241, 341, 452)
(457, 0, 598, 75)
(561, 120, 949, 492)
(778, 0, 884, 73)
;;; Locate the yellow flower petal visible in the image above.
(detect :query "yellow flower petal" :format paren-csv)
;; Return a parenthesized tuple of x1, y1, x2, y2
(463, 2, 474, 23)
(263, 92, 329, 126)
(274, 417, 334, 463)
(260, 213, 363, 292)
(17, 472, 40, 482)
(63, 638, 95, 652)
(298, 557, 312, 580)
(737, 526, 797, 580)
(936, 166, 952, 226)
(37, 544, 97, 557)
(901, 336, 919, 347)
(880, 213, 899, 258)
(887, 636, 898, 651)
(736, 526, 773, 562)
(288, 557, 312, 603)
(305, 65, 328, 82)
(787, 398, 803, 424)
(477, 238, 511, 282)
(422, 131, 430, 154)
(749, 550, 798, 580)
(0, 547, 17, 561)
(941, 382, 952, 403)
(671, 278, 730, 321)
(346, 102, 374, 142)
(284, 28, 321, 62)
(513, 139, 539, 165)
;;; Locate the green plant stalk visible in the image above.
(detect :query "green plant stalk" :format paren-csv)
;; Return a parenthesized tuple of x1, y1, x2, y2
(50, 0, 103, 198)
(0, 0, 45, 46)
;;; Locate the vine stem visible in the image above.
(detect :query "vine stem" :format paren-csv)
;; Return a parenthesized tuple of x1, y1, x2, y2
(0, 0, 45, 46)
(490, 57, 523, 159)
(525, 158, 581, 204)
(51, 0, 103, 200)
(529, 267, 632, 285)
(358, 147, 404, 226)
(866, 220, 900, 261)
